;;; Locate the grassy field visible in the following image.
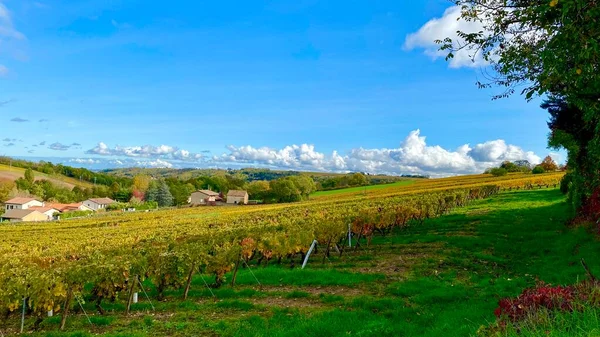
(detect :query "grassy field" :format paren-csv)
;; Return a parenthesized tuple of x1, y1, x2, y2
(311, 180, 416, 198)
(0, 164, 93, 189)
(9, 188, 599, 336)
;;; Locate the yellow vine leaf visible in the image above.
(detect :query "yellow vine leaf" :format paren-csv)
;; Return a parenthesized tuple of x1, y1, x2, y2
(576, 68, 582, 75)
(550, 0, 558, 7)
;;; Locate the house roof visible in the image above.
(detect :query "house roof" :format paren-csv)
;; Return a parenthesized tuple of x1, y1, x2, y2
(30, 206, 59, 213)
(45, 202, 86, 212)
(227, 190, 248, 197)
(1, 209, 42, 219)
(87, 198, 116, 205)
(194, 190, 220, 197)
(4, 197, 41, 205)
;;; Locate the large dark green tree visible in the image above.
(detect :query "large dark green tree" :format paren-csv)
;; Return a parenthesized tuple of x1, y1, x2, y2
(441, 0, 600, 217)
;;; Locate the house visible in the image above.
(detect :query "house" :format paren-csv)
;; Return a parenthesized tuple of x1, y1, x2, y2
(189, 190, 222, 205)
(45, 202, 93, 213)
(83, 198, 116, 211)
(226, 190, 249, 205)
(4, 197, 44, 211)
(1, 209, 49, 222)
(29, 206, 61, 219)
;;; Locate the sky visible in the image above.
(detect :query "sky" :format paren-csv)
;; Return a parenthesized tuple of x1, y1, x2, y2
(0, 0, 561, 176)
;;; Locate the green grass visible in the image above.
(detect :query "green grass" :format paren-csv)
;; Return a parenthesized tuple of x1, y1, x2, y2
(10, 189, 600, 337)
(311, 180, 415, 197)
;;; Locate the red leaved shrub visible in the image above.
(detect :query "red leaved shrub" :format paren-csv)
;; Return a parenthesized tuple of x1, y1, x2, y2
(494, 280, 600, 323)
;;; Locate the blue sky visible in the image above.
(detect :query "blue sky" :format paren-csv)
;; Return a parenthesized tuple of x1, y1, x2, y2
(0, 0, 559, 176)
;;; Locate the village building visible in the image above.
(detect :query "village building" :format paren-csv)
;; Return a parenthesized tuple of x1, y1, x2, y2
(45, 202, 93, 213)
(226, 190, 249, 205)
(189, 190, 222, 205)
(83, 198, 116, 211)
(4, 197, 44, 211)
(29, 206, 61, 219)
(1, 209, 49, 222)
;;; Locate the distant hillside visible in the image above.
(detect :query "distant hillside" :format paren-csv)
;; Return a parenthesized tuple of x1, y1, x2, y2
(102, 167, 424, 182)
(0, 163, 93, 189)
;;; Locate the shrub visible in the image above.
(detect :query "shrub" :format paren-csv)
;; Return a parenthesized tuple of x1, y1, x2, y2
(490, 168, 508, 177)
(532, 166, 545, 174)
(560, 172, 572, 195)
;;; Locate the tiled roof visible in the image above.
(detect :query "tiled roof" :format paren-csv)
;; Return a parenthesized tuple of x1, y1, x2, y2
(88, 198, 116, 205)
(227, 190, 248, 197)
(4, 197, 41, 205)
(1, 209, 41, 219)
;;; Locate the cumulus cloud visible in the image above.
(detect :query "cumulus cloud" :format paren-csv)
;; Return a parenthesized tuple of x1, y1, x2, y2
(68, 158, 100, 165)
(404, 6, 488, 68)
(10, 117, 28, 122)
(85, 142, 204, 162)
(48, 142, 71, 151)
(214, 130, 543, 177)
(39, 141, 46, 146)
(4, 142, 14, 147)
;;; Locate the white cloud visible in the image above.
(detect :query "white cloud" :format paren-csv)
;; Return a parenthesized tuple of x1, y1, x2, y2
(135, 159, 173, 169)
(0, 64, 7, 77)
(85, 142, 204, 162)
(404, 6, 488, 68)
(214, 130, 543, 177)
(0, 3, 25, 40)
(69, 158, 100, 164)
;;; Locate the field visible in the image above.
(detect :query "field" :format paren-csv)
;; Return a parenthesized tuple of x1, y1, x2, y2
(1, 171, 588, 337)
(0, 164, 93, 189)
(310, 180, 416, 197)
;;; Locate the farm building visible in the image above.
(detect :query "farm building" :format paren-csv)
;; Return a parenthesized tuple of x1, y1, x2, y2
(45, 202, 93, 212)
(3, 197, 44, 211)
(83, 198, 116, 211)
(189, 190, 222, 205)
(226, 190, 248, 205)
(29, 207, 61, 219)
(1, 209, 49, 222)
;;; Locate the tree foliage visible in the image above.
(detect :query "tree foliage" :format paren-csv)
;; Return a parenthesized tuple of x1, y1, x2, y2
(442, 0, 600, 217)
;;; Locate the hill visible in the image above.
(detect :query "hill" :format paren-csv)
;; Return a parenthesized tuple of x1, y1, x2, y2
(1, 172, 590, 337)
(0, 163, 93, 189)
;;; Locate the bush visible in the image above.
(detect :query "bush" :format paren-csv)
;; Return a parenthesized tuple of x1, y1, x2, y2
(490, 168, 508, 177)
(532, 166, 545, 174)
(560, 172, 572, 195)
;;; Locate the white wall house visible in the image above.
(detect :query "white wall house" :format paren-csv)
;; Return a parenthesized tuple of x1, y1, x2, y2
(83, 198, 116, 211)
(190, 190, 222, 205)
(226, 190, 249, 205)
(4, 198, 44, 211)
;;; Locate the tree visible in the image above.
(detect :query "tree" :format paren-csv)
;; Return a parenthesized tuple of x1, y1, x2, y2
(532, 166, 546, 174)
(132, 175, 151, 193)
(539, 156, 559, 172)
(490, 168, 507, 177)
(289, 176, 316, 199)
(269, 178, 301, 203)
(349, 173, 368, 186)
(24, 168, 34, 185)
(146, 180, 174, 207)
(500, 161, 519, 173)
(247, 181, 270, 201)
(442, 1, 600, 216)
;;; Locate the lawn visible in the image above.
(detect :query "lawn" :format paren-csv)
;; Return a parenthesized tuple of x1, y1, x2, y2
(8, 189, 599, 336)
(311, 180, 416, 198)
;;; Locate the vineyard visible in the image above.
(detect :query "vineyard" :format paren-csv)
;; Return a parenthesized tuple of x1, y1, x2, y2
(0, 172, 566, 335)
